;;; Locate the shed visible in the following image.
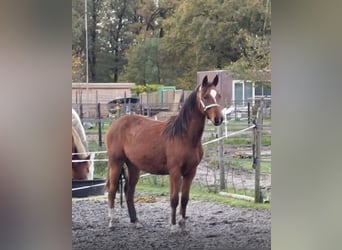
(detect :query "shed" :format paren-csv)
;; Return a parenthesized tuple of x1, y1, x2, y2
(72, 82, 135, 118)
(72, 82, 135, 105)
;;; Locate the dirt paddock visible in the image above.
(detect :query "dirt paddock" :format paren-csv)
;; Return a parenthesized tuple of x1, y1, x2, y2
(72, 196, 270, 250)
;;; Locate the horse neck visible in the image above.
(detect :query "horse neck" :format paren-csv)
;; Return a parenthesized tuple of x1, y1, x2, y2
(185, 106, 206, 146)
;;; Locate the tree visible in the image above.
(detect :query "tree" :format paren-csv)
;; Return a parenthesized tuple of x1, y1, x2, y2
(72, 54, 85, 82)
(159, 0, 271, 88)
(72, 0, 270, 86)
(72, 0, 137, 83)
(95, 0, 143, 82)
(88, 0, 103, 82)
(226, 0, 271, 82)
(120, 0, 180, 85)
(72, 0, 86, 82)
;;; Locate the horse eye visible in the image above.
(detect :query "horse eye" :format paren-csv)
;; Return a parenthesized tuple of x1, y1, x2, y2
(203, 96, 208, 100)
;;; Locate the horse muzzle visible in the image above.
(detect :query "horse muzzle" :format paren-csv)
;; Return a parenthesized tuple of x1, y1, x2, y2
(213, 116, 223, 126)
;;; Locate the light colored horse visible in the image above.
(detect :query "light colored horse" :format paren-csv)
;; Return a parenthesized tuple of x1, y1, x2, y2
(72, 109, 94, 180)
(72, 108, 88, 151)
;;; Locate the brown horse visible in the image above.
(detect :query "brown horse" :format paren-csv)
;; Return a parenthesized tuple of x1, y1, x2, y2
(106, 75, 223, 232)
(72, 126, 90, 180)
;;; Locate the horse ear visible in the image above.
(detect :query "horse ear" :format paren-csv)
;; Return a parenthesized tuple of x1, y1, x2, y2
(212, 75, 219, 86)
(202, 75, 208, 87)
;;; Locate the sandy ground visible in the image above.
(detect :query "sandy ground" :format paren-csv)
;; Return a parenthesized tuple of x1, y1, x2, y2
(75, 132, 271, 249)
(72, 196, 270, 250)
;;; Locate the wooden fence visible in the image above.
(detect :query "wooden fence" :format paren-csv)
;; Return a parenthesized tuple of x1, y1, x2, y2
(73, 98, 271, 203)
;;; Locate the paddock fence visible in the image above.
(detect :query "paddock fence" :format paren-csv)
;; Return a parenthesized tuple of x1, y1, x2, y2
(72, 98, 271, 203)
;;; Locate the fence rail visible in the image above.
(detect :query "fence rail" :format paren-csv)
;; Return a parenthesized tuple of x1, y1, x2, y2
(72, 98, 271, 203)
(73, 97, 272, 120)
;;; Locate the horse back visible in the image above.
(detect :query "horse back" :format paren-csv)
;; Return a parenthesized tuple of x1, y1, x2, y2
(106, 115, 203, 175)
(106, 115, 171, 173)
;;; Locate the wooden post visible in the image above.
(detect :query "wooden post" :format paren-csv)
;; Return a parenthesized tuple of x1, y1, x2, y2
(247, 102, 250, 126)
(80, 103, 83, 120)
(218, 125, 225, 190)
(124, 91, 127, 115)
(254, 98, 264, 203)
(97, 103, 102, 147)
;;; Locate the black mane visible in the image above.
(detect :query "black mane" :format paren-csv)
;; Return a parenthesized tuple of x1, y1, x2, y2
(163, 86, 199, 138)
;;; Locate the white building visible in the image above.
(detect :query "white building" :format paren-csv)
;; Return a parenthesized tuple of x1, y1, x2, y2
(232, 80, 271, 107)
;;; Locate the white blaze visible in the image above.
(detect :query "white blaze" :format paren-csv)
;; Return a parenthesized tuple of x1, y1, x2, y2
(210, 89, 217, 103)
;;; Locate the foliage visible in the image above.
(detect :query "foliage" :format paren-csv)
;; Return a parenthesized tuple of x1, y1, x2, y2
(72, 0, 85, 50)
(158, 0, 271, 88)
(225, 32, 271, 81)
(72, 54, 85, 82)
(121, 36, 162, 84)
(72, 0, 271, 86)
(131, 83, 163, 95)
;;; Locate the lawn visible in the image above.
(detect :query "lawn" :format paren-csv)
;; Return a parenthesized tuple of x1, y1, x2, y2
(137, 175, 270, 209)
(83, 116, 271, 207)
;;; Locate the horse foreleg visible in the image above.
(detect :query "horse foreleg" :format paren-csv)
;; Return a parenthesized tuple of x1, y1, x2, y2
(107, 163, 122, 229)
(169, 172, 182, 232)
(179, 170, 196, 229)
(124, 165, 142, 227)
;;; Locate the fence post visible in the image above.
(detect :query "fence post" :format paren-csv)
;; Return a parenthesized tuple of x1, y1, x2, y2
(248, 102, 250, 126)
(218, 125, 225, 190)
(254, 98, 264, 203)
(80, 104, 83, 120)
(97, 103, 102, 147)
(124, 91, 127, 115)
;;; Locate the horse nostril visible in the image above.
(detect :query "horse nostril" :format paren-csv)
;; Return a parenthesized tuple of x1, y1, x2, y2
(214, 117, 223, 125)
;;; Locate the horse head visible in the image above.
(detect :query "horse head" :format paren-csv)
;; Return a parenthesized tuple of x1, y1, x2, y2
(197, 75, 224, 126)
(72, 153, 90, 180)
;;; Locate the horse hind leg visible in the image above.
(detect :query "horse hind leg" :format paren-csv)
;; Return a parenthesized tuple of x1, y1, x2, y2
(124, 162, 142, 228)
(107, 158, 124, 229)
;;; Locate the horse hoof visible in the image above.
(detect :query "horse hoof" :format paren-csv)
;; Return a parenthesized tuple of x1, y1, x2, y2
(170, 224, 183, 234)
(130, 220, 143, 229)
(108, 222, 114, 229)
(178, 218, 186, 228)
(135, 221, 143, 229)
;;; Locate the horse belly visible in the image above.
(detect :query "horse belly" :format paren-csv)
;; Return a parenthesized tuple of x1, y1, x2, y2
(125, 148, 169, 175)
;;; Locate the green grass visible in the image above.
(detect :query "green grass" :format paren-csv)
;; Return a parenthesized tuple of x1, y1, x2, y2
(88, 140, 107, 178)
(203, 134, 270, 147)
(136, 176, 270, 209)
(84, 117, 271, 208)
(224, 134, 270, 145)
(262, 135, 271, 145)
(224, 137, 252, 145)
(85, 121, 112, 134)
(228, 159, 271, 173)
(88, 140, 103, 151)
